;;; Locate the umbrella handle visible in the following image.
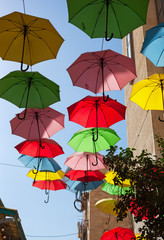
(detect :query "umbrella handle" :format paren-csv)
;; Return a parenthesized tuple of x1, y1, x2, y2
(74, 199, 84, 212)
(21, 62, 29, 72)
(158, 116, 164, 122)
(17, 108, 27, 120)
(92, 152, 98, 166)
(44, 193, 49, 203)
(105, 0, 113, 41)
(103, 92, 109, 102)
(105, 32, 113, 41)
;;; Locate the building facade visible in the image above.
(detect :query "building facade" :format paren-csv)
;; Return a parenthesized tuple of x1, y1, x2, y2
(78, 0, 164, 239)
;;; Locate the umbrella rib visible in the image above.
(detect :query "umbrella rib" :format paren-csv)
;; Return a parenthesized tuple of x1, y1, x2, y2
(99, 104, 109, 126)
(91, 3, 105, 38)
(27, 30, 59, 58)
(2, 31, 23, 59)
(115, 0, 147, 23)
(143, 84, 161, 109)
(68, 0, 98, 21)
(104, 63, 121, 90)
(71, 62, 100, 85)
(156, 48, 164, 66)
(109, 2, 122, 38)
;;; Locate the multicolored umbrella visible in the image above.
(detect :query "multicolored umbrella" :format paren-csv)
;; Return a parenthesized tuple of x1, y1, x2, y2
(33, 180, 67, 203)
(15, 138, 64, 158)
(105, 171, 131, 187)
(10, 107, 65, 147)
(67, 96, 126, 129)
(68, 127, 120, 153)
(141, 21, 164, 67)
(65, 169, 105, 182)
(101, 227, 136, 240)
(0, 11, 64, 70)
(18, 155, 61, 173)
(0, 71, 60, 119)
(67, 49, 136, 101)
(102, 182, 130, 196)
(130, 73, 164, 121)
(67, 0, 149, 41)
(64, 151, 106, 171)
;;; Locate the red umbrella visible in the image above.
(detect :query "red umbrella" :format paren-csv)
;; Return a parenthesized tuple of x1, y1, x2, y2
(65, 169, 105, 182)
(10, 107, 65, 140)
(33, 180, 67, 203)
(67, 49, 136, 101)
(67, 95, 126, 128)
(15, 138, 64, 158)
(101, 227, 136, 240)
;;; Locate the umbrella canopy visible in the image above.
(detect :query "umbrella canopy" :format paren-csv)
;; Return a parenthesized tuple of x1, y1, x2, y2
(105, 171, 131, 187)
(64, 152, 106, 171)
(18, 155, 61, 172)
(66, 179, 104, 192)
(27, 169, 65, 181)
(15, 138, 64, 158)
(141, 21, 164, 67)
(68, 127, 120, 153)
(67, 49, 136, 99)
(0, 71, 60, 118)
(102, 182, 130, 196)
(67, 0, 149, 40)
(101, 227, 136, 240)
(65, 169, 105, 182)
(130, 73, 164, 111)
(10, 107, 65, 139)
(67, 96, 126, 128)
(95, 198, 117, 216)
(32, 179, 67, 191)
(0, 11, 64, 69)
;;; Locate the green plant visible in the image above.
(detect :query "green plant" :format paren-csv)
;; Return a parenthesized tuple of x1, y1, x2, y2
(104, 135, 164, 240)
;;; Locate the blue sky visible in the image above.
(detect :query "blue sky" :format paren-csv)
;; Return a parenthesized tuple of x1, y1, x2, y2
(0, 1, 127, 239)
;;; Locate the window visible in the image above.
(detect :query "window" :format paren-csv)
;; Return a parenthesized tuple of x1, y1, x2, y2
(126, 34, 132, 58)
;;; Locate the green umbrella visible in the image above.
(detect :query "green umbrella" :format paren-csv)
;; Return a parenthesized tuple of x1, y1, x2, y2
(68, 127, 120, 153)
(0, 71, 60, 119)
(67, 0, 149, 41)
(102, 181, 130, 196)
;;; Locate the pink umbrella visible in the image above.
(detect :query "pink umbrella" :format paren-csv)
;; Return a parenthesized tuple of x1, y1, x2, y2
(64, 152, 107, 171)
(10, 107, 65, 140)
(67, 49, 136, 101)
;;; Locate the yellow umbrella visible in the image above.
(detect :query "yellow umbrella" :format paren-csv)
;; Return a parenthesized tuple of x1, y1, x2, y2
(27, 169, 65, 181)
(95, 198, 117, 216)
(0, 11, 64, 70)
(130, 73, 164, 111)
(105, 171, 131, 187)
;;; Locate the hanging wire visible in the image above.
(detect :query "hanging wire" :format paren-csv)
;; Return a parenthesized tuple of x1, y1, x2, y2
(101, 38, 104, 50)
(133, 110, 149, 148)
(22, 0, 26, 14)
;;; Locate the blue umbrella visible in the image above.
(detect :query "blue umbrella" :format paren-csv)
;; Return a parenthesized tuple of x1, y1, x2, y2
(141, 21, 164, 67)
(18, 154, 61, 172)
(66, 179, 104, 192)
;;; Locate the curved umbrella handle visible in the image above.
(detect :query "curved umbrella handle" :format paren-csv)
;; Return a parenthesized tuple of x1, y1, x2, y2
(74, 199, 84, 212)
(105, 32, 113, 41)
(44, 192, 49, 203)
(158, 116, 164, 122)
(17, 108, 27, 120)
(21, 62, 29, 72)
(103, 93, 109, 102)
(92, 152, 98, 166)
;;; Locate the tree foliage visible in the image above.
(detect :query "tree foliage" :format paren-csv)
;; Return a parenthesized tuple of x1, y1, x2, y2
(104, 135, 164, 240)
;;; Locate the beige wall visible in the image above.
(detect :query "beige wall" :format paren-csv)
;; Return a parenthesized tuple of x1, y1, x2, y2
(123, 0, 164, 156)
